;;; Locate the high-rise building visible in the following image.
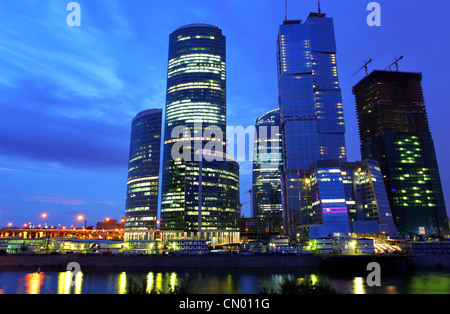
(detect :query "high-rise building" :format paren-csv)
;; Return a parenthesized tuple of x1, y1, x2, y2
(277, 11, 347, 235)
(305, 159, 398, 238)
(252, 108, 283, 235)
(124, 109, 162, 241)
(341, 160, 398, 237)
(353, 70, 449, 236)
(160, 24, 240, 245)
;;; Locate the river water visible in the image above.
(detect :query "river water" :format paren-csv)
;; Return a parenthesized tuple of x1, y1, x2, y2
(0, 267, 449, 294)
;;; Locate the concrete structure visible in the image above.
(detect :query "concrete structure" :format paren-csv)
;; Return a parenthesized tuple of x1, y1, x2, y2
(353, 71, 449, 236)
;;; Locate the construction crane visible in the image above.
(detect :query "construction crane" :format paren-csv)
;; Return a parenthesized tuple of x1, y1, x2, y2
(384, 56, 404, 72)
(241, 189, 253, 217)
(352, 59, 373, 78)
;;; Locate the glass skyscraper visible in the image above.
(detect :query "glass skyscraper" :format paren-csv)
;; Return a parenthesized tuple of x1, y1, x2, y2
(277, 11, 347, 235)
(160, 24, 240, 245)
(252, 109, 283, 234)
(353, 70, 449, 236)
(124, 109, 162, 241)
(306, 159, 398, 238)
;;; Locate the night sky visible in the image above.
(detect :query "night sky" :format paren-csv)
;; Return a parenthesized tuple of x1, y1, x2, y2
(1, 0, 449, 228)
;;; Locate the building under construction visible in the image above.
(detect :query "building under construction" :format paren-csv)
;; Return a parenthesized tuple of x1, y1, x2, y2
(353, 70, 449, 236)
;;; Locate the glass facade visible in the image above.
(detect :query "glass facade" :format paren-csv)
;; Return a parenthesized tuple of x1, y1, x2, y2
(252, 109, 283, 234)
(309, 160, 351, 237)
(341, 160, 398, 237)
(277, 12, 347, 235)
(124, 109, 162, 241)
(305, 159, 398, 238)
(353, 71, 449, 236)
(160, 24, 240, 244)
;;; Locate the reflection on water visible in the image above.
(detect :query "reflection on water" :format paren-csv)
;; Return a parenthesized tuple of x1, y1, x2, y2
(409, 273, 450, 294)
(0, 267, 449, 294)
(353, 277, 366, 295)
(25, 272, 44, 294)
(57, 271, 83, 294)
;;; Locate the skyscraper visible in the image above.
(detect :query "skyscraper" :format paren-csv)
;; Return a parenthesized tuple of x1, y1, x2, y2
(252, 108, 283, 234)
(353, 70, 449, 236)
(277, 11, 347, 235)
(160, 24, 240, 245)
(124, 109, 162, 241)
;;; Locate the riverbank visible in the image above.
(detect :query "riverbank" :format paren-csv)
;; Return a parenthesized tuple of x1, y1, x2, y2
(0, 254, 322, 269)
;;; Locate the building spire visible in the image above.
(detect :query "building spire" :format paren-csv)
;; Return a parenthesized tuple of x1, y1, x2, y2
(285, 0, 288, 21)
(318, 0, 321, 15)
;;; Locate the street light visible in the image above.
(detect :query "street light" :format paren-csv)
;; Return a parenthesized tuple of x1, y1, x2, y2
(41, 213, 47, 229)
(77, 215, 86, 229)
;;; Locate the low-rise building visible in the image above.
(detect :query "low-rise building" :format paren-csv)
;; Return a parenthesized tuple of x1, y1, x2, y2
(400, 241, 450, 255)
(123, 240, 161, 255)
(164, 239, 209, 255)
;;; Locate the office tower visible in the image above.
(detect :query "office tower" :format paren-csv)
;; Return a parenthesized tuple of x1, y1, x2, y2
(306, 159, 398, 238)
(341, 160, 398, 237)
(277, 10, 347, 235)
(124, 109, 162, 241)
(160, 24, 240, 245)
(252, 109, 283, 235)
(308, 160, 351, 238)
(353, 70, 449, 235)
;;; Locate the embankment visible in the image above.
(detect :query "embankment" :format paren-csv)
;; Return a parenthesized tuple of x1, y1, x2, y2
(0, 254, 321, 269)
(0, 254, 447, 273)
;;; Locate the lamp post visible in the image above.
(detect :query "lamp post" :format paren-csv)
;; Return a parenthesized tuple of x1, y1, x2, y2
(77, 215, 87, 229)
(41, 213, 47, 229)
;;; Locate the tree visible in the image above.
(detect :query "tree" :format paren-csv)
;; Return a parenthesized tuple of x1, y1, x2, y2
(260, 277, 337, 295)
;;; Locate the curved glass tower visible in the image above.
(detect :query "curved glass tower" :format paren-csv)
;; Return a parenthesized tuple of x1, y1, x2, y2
(124, 109, 162, 241)
(160, 24, 240, 245)
(252, 109, 283, 234)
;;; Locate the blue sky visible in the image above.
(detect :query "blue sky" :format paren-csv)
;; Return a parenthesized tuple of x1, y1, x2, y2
(0, 0, 449, 228)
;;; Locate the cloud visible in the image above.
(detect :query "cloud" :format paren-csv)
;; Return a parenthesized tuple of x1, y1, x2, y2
(24, 195, 88, 206)
(0, 79, 131, 169)
(94, 200, 124, 207)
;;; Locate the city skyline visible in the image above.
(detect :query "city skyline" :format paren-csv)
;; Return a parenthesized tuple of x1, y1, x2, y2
(1, 0, 450, 228)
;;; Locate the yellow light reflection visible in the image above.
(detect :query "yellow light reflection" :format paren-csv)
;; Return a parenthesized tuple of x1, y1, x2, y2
(57, 271, 83, 294)
(310, 274, 318, 285)
(118, 272, 127, 294)
(74, 271, 83, 294)
(155, 273, 163, 293)
(58, 272, 71, 294)
(353, 277, 366, 295)
(147, 272, 154, 293)
(169, 272, 178, 292)
(25, 272, 44, 294)
(226, 273, 233, 294)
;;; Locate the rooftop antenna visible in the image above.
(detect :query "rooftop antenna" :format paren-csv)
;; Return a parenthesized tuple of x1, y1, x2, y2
(318, 0, 321, 15)
(285, 0, 288, 21)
